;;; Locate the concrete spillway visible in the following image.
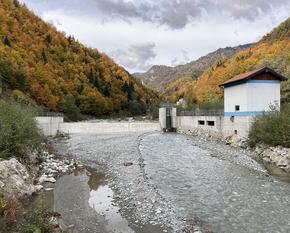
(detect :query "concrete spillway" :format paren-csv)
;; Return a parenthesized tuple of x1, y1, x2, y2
(35, 117, 160, 136)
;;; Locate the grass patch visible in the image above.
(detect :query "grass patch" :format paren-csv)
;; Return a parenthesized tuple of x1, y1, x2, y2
(248, 104, 290, 148)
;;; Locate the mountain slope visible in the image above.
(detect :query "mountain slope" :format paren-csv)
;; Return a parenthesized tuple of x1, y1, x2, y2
(136, 44, 252, 93)
(0, 0, 158, 116)
(181, 17, 290, 104)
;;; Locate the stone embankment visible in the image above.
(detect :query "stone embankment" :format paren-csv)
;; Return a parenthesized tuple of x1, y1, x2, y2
(178, 128, 290, 174)
(254, 144, 290, 173)
(0, 150, 81, 200)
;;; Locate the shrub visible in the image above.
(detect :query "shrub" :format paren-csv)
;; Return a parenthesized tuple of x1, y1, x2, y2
(0, 100, 40, 159)
(12, 89, 32, 106)
(62, 94, 82, 122)
(248, 104, 290, 148)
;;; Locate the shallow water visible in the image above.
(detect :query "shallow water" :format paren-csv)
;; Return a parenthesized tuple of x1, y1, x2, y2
(25, 169, 134, 233)
(140, 132, 290, 233)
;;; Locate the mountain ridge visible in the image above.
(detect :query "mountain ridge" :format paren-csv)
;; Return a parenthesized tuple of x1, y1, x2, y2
(136, 44, 253, 93)
(180, 17, 290, 105)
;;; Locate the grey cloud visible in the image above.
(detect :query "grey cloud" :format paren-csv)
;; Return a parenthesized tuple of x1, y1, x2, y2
(109, 43, 156, 71)
(216, 0, 289, 20)
(22, 0, 290, 29)
(171, 49, 190, 66)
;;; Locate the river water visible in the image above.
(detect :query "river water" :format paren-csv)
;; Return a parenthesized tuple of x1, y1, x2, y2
(52, 131, 290, 233)
(140, 132, 290, 233)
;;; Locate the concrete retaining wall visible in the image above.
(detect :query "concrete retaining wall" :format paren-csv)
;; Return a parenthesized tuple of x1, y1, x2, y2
(175, 115, 253, 138)
(36, 117, 160, 136)
(35, 117, 63, 136)
(59, 122, 160, 134)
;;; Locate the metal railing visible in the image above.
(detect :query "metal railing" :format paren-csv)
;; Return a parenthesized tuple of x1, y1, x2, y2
(177, 109, 224, 116)
(160, 103, 177, 108)
(36, 112, 64, 117)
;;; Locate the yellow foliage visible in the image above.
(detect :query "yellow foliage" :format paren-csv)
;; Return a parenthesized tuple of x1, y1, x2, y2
(0, 0, 158, 116)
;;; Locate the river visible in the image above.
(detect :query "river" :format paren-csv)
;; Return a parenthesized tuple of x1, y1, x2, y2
(51, 131, 290, 233)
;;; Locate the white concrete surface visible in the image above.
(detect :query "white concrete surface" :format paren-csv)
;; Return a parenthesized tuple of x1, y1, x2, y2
(159, 107, 177, 130)
(175, 115, 253, 138)
(59, 122, 160, 134)
(224, 81, 280, 116)
(35, 117, 63, 137)
(36, 117, 160, 136)
(159, 108, 166, 130)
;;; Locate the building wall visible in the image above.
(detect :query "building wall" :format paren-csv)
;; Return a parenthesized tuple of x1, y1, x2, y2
(224, 83, 248, 114)
(247, 81, 280, 112)
(224, 81, 280, 116)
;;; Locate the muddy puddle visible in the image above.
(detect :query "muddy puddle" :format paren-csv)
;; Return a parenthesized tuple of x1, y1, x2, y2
(23, 168, 167, 233)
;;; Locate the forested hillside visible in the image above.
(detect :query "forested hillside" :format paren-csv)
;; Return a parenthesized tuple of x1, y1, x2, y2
(178, 17, 290, 105)
(0, 0, 158, 117)
(136, 44, 252, 94)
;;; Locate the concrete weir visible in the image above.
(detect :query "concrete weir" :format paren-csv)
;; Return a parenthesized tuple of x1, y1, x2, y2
(35, 117, 161, 136)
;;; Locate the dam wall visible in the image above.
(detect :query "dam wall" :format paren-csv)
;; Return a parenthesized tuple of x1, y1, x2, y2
(35, 117, 160, 136)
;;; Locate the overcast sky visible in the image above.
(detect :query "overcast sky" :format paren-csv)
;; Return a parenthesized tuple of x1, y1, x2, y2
(20, 0, 290, 73)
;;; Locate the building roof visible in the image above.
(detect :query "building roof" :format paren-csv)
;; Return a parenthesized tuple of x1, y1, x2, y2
(219, 66, 287, 87)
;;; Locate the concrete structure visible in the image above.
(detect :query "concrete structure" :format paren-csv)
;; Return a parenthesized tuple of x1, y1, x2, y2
(221, 67, 284, 116)
(159, 104, 177, 132)
(36, 117, 160, 137)
(35, 116, 63, 136)
(175, 115, 253, 138)
(160, 67, 287, 138)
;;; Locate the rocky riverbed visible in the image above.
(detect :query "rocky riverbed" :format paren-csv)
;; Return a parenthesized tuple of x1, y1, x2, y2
(52, 131, 290, 233)
(4, 129, 288, 233)
(179, 128, 290, 176)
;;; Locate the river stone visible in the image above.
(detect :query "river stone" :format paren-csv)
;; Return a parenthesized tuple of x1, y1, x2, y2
(277, 157, 289, 167)
(39, 176, 56, 184)
(0, 158, 37, 199)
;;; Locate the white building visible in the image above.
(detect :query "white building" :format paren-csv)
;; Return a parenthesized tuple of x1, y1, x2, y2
(220, 67, 285, 116)
(160, 67, 287, 138)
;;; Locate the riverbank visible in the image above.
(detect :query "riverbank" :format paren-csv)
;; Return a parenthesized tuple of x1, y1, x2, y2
(0, 144, 82, 232)
(178, 128, 290, 176)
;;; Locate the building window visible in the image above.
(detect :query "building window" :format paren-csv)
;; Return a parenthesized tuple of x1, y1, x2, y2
(235, 105, 240, 111)
(207, 121, 215, 126)
(198, 120, 205, 125)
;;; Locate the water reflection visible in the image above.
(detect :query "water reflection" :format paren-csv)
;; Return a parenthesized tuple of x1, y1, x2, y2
(25, 168, 134, 233)
(86, 168, 134, 233)
(89, 185, 134, 233)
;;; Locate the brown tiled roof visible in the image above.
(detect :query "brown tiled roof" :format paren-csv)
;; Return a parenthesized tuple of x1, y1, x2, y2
(219, 66, 286, 87)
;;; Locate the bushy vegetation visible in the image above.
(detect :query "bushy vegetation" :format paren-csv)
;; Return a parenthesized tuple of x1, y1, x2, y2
(0, 100, 40, 159)
(248, 104, 290, 148)
(0, 0, 157, 117)
(0, 196, 61, 233)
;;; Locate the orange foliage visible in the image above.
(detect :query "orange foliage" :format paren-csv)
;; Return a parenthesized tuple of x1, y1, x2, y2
(0, 0, 158, 116)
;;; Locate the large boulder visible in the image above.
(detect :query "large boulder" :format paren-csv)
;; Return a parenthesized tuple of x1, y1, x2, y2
(0, 158, 39, 199)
